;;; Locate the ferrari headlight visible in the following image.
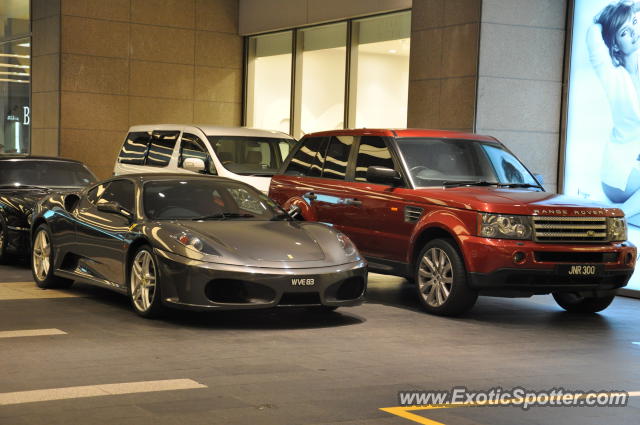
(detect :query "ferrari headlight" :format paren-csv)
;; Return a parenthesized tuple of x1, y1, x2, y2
(479, 213, 532, 240)
(336, 232, 357, 257)
(172, 232, 219, 256)
(608, 217, 627, 242)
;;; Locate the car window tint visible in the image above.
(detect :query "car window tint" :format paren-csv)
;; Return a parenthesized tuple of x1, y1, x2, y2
(146, 131, 179, 167)
(97, 180, 135, 212)
(284, 137, 326, 176)
(118, 132, 151, 165)
(180, 133, 216, 175)
(86, 184, 108, 205)
(322, 136, 354, 180)
(355, 136, 395, 182)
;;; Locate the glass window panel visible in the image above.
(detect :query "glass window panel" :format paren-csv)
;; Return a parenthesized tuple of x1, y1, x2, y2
(0, 0, 30, 40)
(299, 23, 347, 136)
(355, 136, 395, 182)
(0, 37, 30, 154)
(353, 12, 410, 128)
(179, 133, 216, 174)
(97, 180, 136, 213)
(146, 131, 179, 167)
(118, 132, 151, 165)
(246, 31, 292, 133)
(322, 135, 353, 180)
(285, 137, 327, 176)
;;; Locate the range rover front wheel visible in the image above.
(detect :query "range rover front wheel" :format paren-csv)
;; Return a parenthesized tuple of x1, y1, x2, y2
(415, 238, 478, 316)
(552, 292, 615, 313)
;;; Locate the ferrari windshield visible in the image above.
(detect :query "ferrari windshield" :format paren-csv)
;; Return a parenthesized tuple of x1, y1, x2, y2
(144, 179, 285, 221)
(208, 136, 294, 176)
(395, 138, 540, 188)
(0, 160, 97, 187)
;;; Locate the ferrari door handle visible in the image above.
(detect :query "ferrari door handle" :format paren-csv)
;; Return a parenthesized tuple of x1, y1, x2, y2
(344, 198, 362, 206)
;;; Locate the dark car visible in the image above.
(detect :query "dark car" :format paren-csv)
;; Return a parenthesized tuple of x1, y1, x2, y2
(269, 129, 635, 316)
(31, 174, 367, 317)
(0, 156, 97, 262)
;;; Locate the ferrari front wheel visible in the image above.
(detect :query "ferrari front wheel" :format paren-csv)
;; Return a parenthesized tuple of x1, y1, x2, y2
(129, 246, 165, 318)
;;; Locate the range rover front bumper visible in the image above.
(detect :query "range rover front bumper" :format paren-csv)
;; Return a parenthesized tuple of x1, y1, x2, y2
(461, 236, 636, 296)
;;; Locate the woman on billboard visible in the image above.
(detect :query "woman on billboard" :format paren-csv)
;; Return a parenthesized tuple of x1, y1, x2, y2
(588, 0, 640, 218)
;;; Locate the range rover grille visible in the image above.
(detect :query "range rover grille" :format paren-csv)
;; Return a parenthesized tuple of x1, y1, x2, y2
(405, 206, 424, 223)
(532, 216, 608, 243)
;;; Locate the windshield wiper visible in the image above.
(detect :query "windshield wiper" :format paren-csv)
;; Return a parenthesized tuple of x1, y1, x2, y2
(192, 213, 255, 221)
(497, 183, 543, 189)
(442, 180, 500, 188)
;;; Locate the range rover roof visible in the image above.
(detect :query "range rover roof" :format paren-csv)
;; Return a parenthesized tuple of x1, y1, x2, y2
(127, 124, 294, 139)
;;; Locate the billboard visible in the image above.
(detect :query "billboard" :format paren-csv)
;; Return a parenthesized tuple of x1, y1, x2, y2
(564, 0, 640, 291)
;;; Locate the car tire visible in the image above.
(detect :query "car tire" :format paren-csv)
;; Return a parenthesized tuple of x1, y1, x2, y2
(552, 292, 615, 314)
(32, 224, 73, 289)
(415, 238, 478, 316)
(129, 245, 165, 318)
(0, 214, 8, 264)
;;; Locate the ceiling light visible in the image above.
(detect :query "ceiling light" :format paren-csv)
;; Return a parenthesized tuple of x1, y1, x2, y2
(17, 43, 30, 47)
(388, 49, 397, 54)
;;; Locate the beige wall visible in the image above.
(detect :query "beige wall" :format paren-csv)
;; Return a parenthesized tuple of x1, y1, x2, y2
(32, 0, 243, 179)
(239, 0, 411, 35)
(407, 0, 480, 132)
(476, 0, 566, 192)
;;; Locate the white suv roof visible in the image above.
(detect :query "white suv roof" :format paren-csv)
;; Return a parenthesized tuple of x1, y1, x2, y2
(127, 124, 294, 139)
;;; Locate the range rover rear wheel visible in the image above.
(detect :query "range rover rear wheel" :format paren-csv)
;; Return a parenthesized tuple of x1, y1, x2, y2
(415, 238, 478, 316)
(552, 292, 615, 313)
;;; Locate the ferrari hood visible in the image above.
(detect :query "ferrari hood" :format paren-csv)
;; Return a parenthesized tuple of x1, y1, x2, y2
(410, 187, 623, 216)
(178, 220, 326, 262)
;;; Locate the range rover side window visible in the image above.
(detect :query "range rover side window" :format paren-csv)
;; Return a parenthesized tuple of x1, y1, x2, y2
(284, 137, 327, 176)
(118, 132, 151, 165)
(179, 133, 216, 175)
(96, 180, 136, 213)
(355, 136, 395, 183)
(321, 136, 354, 180)
(146, 131, 179, 167)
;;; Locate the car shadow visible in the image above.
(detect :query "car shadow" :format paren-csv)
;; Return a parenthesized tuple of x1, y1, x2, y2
(364, 274, 616, 332)
(68, 282, 366, 330)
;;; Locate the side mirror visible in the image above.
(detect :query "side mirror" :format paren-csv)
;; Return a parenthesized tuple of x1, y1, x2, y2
(366, 166, 401, 185)
(183, 157, 206, 173)
(97, 202, 133, 221)
(533, 173, 545, 187)
(287, 204, 301, 219)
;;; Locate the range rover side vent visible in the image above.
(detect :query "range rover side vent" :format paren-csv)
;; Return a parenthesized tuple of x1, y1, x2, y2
(532, 216, 608, 243)
(405, 206, 424, 223)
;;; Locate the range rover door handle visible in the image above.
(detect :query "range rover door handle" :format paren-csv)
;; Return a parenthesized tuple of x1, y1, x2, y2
(304, 192, 317, 202)
(344, 198, 362, 206)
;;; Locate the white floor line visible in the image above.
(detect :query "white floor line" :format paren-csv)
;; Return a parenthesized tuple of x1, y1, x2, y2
(0, 379, 207, 406)
(0, 328, 67, 339)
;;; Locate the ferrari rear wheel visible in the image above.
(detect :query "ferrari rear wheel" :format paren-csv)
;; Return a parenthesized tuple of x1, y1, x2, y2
(32, 224, 73, 289)
(129, 246, 164, 318)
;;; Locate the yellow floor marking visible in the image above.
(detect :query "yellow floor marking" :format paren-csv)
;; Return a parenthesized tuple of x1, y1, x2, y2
(0, 282, 84, 300)
(380, 391, 640, 424)
(0, 328, 67, 338)
(0, 379, 207, 406)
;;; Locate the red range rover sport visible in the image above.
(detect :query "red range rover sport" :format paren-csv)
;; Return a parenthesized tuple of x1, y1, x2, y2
(269, 129, 637, 316)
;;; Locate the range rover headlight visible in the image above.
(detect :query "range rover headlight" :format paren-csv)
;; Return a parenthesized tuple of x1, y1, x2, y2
(479, 213, 532, 240)
(608, 217, 627, 242)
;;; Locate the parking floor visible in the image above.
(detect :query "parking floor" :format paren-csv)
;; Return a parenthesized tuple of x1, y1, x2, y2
(1, 261, 639, 425)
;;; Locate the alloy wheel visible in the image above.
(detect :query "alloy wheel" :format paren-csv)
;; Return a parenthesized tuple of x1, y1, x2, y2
(131, 250, 157, 312)
(418, 247, 453, 307)
(33, 230, 51, 281)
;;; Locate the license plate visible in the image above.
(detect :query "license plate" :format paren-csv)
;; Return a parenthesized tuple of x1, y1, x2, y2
(557, 264, 603, 277)
(290, 277, 315, 286)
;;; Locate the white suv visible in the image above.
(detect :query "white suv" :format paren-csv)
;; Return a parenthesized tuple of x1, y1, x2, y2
(114, 125, 295, 193)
